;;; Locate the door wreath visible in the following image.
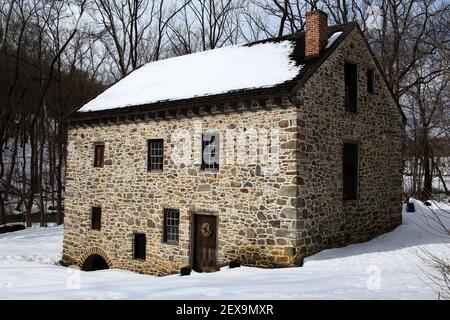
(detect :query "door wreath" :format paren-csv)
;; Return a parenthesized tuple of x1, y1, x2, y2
(201, 222, 213, 237)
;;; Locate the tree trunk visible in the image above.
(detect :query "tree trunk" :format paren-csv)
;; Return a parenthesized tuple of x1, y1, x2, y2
(434, 160, 449, 194)
(0, 116, 7, 225)
(4, 127, 20, 202)
(38, 123, 46, 227)
(422, 134, 433, 200)
(20, 123, 28, 226)
(0, 192, 6, 226)
(25, 117, 38, 228)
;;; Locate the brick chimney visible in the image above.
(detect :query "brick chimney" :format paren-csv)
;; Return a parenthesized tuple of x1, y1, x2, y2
(305, 10, 328, 59)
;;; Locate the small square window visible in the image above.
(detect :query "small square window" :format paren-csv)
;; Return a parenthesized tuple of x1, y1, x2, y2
(367, 69, 375, 94)
(163, 209, 180, 243)
(91, 207, 101, 231)
(133, 233, 146, 260)
(94, 144, 105, 167)
(148, 139, 164, 171)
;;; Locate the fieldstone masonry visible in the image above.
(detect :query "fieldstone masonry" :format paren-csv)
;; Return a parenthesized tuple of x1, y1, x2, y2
(292, 28, 404, 260)
(62, 28, 403, 276)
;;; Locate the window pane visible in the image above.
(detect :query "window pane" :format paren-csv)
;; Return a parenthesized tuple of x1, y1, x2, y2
(163, 209, 179, 243)
(148, 139, 164, 171)
(201, 133, 220, 171)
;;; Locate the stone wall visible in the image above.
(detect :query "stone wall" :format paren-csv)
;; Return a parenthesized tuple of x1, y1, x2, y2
(292, 28, 404, 260)
(62, 100, 302, 275)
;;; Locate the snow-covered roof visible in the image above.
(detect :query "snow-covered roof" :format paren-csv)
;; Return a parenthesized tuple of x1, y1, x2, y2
(78, 41, 302, 113)
(325, 31, 343, 49)
(74, 24, 354, 116)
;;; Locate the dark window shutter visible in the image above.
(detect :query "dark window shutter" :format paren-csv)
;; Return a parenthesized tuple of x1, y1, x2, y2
(201, 137, 206, 171)
(94, 144, 105, 167)
(367, 69, 375, 94)
(345, 62, 357, 112)
(91, 207, 101, 230)
(343, 143, 358, 200)
(134, 233, 146, 260)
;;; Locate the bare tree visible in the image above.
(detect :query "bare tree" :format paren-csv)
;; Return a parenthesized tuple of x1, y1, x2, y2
(91, 0, 190, 79)
(0, 0, 100, 227)
(414, 199, 450, 299)
(166, 0, 245, 55)
(250, 0, 319, 36)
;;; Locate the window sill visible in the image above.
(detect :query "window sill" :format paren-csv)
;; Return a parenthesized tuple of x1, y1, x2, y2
(162, 241, 179, 246)
(133, 258, 146, 262)
(147, 170, 164, 174)
(199, 169, 219, 174)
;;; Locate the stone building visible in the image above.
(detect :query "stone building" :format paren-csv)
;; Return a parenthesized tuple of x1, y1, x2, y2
(62, 11, 405, 276)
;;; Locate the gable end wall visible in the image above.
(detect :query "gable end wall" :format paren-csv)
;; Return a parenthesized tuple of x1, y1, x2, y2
(293, 28, 404, 259)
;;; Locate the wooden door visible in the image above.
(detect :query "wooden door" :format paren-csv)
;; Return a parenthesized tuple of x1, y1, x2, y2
(193, 215, 217, 272)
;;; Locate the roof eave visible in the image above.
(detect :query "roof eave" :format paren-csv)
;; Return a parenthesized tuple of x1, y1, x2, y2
(65, 85, 294, 122)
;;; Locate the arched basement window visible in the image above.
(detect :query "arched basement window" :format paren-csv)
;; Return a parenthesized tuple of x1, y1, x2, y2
(82, 254, 109, 271)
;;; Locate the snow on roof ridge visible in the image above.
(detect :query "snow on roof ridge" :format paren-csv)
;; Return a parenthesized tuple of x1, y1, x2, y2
(78, 40, 302, 113)
(325, 31, 344, 49)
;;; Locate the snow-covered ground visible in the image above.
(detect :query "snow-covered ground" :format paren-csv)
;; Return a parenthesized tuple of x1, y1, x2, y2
(0, 200, 449, 300)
